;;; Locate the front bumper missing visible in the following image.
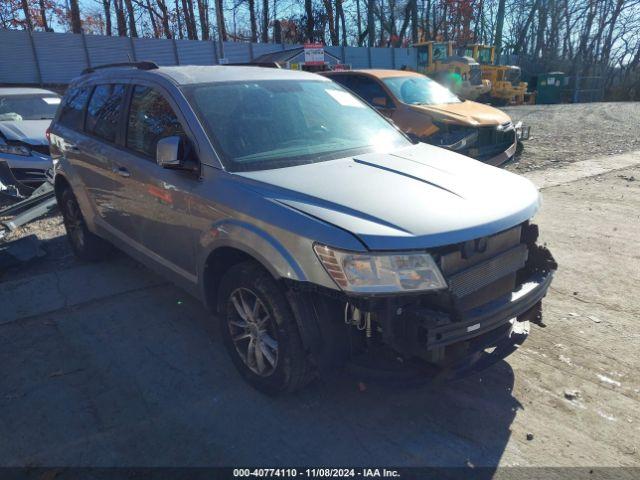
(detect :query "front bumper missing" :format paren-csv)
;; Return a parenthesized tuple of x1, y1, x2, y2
(423, 270, 552, 351)
(344, 271, 552, 384)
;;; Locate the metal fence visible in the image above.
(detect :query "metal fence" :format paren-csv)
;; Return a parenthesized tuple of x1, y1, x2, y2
(0, 29, 419, 86)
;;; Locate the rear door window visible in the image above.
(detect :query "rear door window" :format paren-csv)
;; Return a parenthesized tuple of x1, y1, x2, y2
(57, 87, 91, 131)
(126, 85, 185, 159)
(85, 84, 126, 143)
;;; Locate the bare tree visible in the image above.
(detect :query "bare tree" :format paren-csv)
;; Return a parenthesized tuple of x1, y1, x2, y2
(21, 0, 33, 30)
(113, 0, 128, 36)
(124, 0, 138, 37)
(102, 0, 112, 35)
(261, 0, 269, 42)
(367, 0, 375, 46)
(38, 0, 49, 31)
(304, 0, 314, 41)
(248, 0, 258, 42)
(197, 0, 210, 39)
(69, 0, 83, 33)
(215, 0, 227, 41)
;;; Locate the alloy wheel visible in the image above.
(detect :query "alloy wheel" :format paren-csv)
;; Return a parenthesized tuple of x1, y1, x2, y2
(228, 287, 279, 376)
(63, 197, 85, 250)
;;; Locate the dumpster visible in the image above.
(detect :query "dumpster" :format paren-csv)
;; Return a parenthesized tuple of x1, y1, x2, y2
(536, 72, 566, 104)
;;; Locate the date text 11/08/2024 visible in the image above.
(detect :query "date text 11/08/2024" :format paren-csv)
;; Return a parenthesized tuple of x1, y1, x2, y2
(233, 469, 401, 478)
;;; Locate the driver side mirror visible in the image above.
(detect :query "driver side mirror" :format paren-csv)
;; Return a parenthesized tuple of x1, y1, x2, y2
(156, 136, 182, 168)
(156, 135, 199, 173)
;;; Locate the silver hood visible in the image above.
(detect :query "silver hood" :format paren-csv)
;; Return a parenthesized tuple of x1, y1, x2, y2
(237, 143, 540, 251)
(0, 120, 50, 145)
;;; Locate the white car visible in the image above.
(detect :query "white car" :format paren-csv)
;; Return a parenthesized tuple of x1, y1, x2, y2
(0, 87, 61, 190)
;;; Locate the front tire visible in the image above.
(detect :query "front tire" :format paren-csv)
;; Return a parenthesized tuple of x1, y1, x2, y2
(59, 187, 112, 261)
(218, 261, 314, 394)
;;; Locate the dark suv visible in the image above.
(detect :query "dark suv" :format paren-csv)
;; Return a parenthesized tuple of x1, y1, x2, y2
(50, 63, 556, 393)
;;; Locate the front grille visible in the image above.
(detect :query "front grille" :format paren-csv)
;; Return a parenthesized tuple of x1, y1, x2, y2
(465, 125, 516, 160)
(440, 225, 527, 313)
(447, 244, 528, 298)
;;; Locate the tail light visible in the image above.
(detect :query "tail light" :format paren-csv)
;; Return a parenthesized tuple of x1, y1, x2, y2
(45, 127, 51, 143)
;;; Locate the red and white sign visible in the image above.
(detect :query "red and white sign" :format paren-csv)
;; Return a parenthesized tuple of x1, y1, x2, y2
(304, 43, 325, 65)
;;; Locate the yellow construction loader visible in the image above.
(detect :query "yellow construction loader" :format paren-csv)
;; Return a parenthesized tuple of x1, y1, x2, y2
(412, 41, 491, 100)
(461, 44, 527, 105)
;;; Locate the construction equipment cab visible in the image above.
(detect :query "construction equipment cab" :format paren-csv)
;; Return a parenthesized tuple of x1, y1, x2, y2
(413, 41, 491, 100)
(462, 44, 528, 105)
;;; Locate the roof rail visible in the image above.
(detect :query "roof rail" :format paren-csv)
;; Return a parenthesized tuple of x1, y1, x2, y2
(82, 61, 159, 75)
(227, 62, 281, 69)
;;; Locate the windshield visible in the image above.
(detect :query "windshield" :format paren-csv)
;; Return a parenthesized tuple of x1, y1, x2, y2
(383, 76, 461, 105)
(184, 80, 409, 171)
(0, 94, 61, 121)
(506, 68, 521, 85)
(478, 48, 492, 64)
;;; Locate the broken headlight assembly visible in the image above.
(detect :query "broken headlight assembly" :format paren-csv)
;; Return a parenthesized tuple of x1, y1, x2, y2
(314, 244, 447, 294)
(0, 143, 31, 156)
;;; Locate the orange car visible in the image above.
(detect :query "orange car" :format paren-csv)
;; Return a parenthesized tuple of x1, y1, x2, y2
(322, 69, 518, 166)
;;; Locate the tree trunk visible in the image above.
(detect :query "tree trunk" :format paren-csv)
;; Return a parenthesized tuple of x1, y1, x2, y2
(113, 0, 128, 36)
(355, 0, 362, 46)
(69, 0, 83, 33)
(514, 0, 540, 54)
(248, 0, 258, 42)
(367, 0, 375, 46)
(38, 0, 50, 31)
(304, 0, 314, 42)
(214, 0, 227, 41)
(494, 0, 506, 60)
(322, 0, 337, 45)
(410, 0, 418, 43)
(174, 0, 183, 39)
(337, 0, 347, 45)
(261, 0, 269, 42)
(181, 0, 196, 39)
(102, 0, 112, 35)
(21, 0, 33, 30)
(197, 0, 210, 40)
(145, 0, 159, 37)
(124, 0, 138, 37)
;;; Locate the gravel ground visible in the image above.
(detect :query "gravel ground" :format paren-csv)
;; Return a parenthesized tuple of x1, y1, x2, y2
(504, 101, 640, 173)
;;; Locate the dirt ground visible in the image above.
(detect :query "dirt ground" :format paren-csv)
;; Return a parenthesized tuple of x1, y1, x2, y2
(0, 103, 639, 468)
(504, 102, 640, 173)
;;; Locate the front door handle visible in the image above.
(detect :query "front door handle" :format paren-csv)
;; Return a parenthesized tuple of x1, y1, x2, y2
(112, 166, 131, 178)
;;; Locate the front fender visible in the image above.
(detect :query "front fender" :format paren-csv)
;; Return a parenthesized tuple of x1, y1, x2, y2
(197, 218, 309, 290)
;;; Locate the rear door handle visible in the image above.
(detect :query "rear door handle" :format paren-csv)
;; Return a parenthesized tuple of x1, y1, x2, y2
(112, 166, 131, 178)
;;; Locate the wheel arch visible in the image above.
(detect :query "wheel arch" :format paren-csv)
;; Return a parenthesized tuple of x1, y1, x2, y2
(199, 220, 308, 313)
(53, 172, 72, 203)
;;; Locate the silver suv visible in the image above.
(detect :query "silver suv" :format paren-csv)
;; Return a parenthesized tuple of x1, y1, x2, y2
(50, 63, 556, 393)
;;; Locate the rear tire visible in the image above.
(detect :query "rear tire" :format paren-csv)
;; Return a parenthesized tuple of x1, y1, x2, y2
(59, 187, 112, 261)
(217, 261, 314, 394)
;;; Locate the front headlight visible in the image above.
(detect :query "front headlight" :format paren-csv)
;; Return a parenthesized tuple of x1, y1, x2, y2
(0, 144, 31, 156)
(314, 244, 447, 294)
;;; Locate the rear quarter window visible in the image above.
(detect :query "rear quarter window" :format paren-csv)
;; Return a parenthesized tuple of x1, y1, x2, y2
(85, 84, 126, 143)
(57, 87, 91, 130)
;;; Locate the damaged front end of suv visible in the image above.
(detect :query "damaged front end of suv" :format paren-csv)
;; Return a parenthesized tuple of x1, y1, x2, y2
(286, 222, 556, 381)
